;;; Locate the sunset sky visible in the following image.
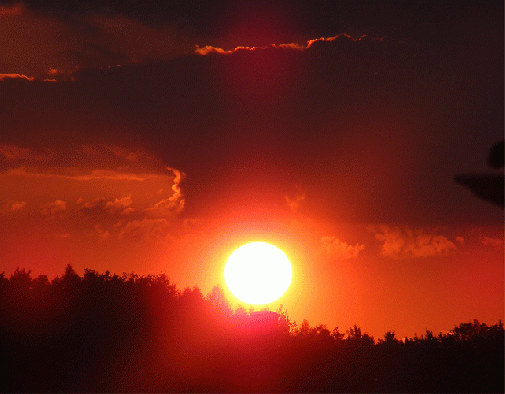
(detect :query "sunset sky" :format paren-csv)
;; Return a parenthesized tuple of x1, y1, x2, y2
(1, 1, 503, 340)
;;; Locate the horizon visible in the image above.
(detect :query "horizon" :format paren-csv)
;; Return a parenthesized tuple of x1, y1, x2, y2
(2, 262, 502, 341)
(2, 265, 503, 392)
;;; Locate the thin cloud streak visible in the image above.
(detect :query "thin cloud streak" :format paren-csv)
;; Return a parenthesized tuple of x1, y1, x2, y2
(2, 168, 174, 183)
(195, 33, 383, 55)
(0, 144, 181, 182)
(0, 73, 35, 81)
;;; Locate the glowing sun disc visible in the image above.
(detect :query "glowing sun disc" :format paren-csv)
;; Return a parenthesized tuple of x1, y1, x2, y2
(224, 242, 292, 305)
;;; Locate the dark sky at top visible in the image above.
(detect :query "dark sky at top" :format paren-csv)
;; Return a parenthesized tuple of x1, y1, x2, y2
(2, 0, 503, 45)
(1, 1, 503, 225)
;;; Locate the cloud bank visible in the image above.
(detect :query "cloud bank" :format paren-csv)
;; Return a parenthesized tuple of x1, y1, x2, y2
(321, 236, 365, 260)
(372, 226, 459, 259)
(0, 144, 185, 242)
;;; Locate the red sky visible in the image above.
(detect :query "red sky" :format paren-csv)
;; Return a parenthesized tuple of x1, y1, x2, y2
(0, 1, 503, 339)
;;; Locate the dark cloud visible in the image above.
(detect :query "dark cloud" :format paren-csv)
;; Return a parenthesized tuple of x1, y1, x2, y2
(3, 1, 501, 45)
(1, 10, 502, 226)
(0, 144, 169, 175)
(0, 4, 191, 78)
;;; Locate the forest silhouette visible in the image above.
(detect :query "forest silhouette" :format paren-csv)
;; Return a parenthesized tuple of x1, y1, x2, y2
(1, 265, 503, 392)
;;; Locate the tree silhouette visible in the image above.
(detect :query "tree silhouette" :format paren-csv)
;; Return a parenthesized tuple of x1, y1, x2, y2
(0, 265, 503, 392)
(331, 326, 345, 342)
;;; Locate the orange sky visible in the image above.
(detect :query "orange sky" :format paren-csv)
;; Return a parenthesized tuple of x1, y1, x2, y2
(0, 147, 502, 339)
(0, 1, 503, 340)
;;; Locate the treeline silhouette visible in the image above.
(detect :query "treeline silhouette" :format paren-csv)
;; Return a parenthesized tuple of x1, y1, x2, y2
(1, 265, 503, 392)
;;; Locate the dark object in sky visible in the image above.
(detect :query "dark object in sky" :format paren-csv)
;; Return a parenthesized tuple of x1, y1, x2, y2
(455, 141, 504, 207)
(488, 140, 504, 169)
(454, 174, 504, 207)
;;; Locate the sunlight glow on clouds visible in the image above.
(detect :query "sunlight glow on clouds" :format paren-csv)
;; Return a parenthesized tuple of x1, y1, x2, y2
(0, 145, 51, 163)
(194, 34, 382, 56)
(117, 218, 171, 242)
(0, 144, 185, 243)
(1, 1, 387, 82)
(106, 195, 133, 209)
(372, 225, 459, 259)
(285, 189, 305, 212)
(1, 200, 27, 214)
(481, 236, 504, 251)
(40, 200, 67, 216)
(194, 42, 306, 55)
(9, 201, 26, 211)
(0, 73, 35, 81)
(321, 236, 365, 260)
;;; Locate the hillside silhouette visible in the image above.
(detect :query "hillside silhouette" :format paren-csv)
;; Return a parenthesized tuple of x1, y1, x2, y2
(1, 265, 503, 392)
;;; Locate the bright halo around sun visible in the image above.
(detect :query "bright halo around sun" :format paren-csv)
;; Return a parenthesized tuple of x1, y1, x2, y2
(224, 242, 292, 305)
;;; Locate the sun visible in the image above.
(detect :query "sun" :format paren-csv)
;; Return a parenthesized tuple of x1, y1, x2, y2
(224, 241, 292, 305)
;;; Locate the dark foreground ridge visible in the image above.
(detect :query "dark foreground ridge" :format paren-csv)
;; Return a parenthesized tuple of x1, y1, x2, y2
(1, 265, 503, 392)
